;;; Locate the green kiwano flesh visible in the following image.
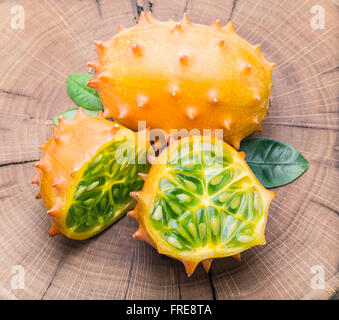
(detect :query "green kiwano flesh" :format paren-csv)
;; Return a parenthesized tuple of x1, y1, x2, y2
(131, 136, 275, 275)
(67, 138, 149, 234)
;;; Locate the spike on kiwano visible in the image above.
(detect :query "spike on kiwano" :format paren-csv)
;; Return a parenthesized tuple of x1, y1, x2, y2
(129, 135, 275, 275)
(32, 108, 151, 240)
(88, 12, 275, 149)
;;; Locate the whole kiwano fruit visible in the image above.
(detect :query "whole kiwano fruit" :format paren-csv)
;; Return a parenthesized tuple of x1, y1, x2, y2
(129, 135, 275, 275)
(32, 108, 150, 240)
(88, 12, 275, 149)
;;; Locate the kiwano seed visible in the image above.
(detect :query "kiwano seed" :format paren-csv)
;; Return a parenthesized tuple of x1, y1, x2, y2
(32, 109, 151, 240)
(130, 136, 275, 275)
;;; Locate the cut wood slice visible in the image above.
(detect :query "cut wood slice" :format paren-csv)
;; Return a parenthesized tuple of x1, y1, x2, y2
(0, 0, 337, 300)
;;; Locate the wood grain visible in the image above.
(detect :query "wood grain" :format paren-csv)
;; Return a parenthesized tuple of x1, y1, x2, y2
(0, 0, 338, 300)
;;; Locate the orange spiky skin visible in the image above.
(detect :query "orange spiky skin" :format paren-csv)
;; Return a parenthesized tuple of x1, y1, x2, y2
(129, 135, 275, 276)
(33, 108, 150, 240)
(88, 13, 275, 149)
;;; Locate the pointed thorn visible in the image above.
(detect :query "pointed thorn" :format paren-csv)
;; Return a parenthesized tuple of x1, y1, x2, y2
(218, 39, 225, 47)
(186, 107, 198, 120)
(88, 77, 99, 89)
(57, 116, 66, 126)
(181, 12, 191, 24)
(75, 107, 87, 119)
(146, 12, 156, 22)
(211, 19, 221, 29)
(131, 43, 142, 56)
(238, 151, 246, 159)
(94, 40, 107, 53)
(53, 135, 61, 144)
(130, 192, 139, 200)
(118, 24, 126, 32)
(182, 260, 199, 276)
(225, 21, 235, 32)
(35, 193, 41, 199)
(109, 125, 120, 136)
(230, 138, 241, 150)
(170, 85, 178, 97)
(223, 119, 232, 131)
(31, 174, 40, 185)
(138, 11, 147, 23)
(138, 11, 154, 24)
(52, 180, 65, 189)
(88, 60, 99, 70)
(47, 208, 58, 217)
(48, 224, 60, 237)
(232, 253, 241, 261)
(138, 173, 148, 181)
(133, 227, 145, 240)
(127, 210, 137, 219)
(39, 143, 47, 150)
(202, 259, 213, 272)
(35, 162, 48, 171)
(257, 124, 263, 132)
(51, 125, 57, 133)
(179, 54, 189, 65)
(70, 168, 79, 178)
(172, 22, 183, 32)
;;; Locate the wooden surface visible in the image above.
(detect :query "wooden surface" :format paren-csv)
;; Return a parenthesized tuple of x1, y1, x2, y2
(0, 0, 338, 300)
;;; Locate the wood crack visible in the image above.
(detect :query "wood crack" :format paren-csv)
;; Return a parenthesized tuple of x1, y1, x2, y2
(136, 0, 143, 17)
(0, 159, 38, 168)
(94, 0, 102, 17)
(0, 88, 37, 100)
(320, 65, 339, 76)
(183, 0, 189, 13)
(175, 264, 182, 299)
(149, 0, 153, 12)
(264, 122, 339, 131)
(312, 200, 339, 216)
(41, 250, 66, 300)
(229, 0, 238, 21)
(208, 269, 216, 300)
(123, 249, 135, 299)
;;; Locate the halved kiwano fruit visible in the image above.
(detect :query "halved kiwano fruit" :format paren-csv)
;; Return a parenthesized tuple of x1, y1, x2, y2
(129, 135, 275, 275)
(32, 108, 150, 240)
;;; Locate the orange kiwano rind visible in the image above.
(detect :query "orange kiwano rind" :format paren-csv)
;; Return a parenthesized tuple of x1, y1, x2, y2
(32, 108, 150, 240)
(88, 12, 275, 149)
(129, 135, 275, 275)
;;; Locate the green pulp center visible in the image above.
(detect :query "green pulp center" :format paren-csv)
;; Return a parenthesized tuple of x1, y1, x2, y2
(149, 140, 264, 252)
(66, 138, 149, 234)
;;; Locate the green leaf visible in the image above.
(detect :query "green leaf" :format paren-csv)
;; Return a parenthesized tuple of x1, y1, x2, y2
(239, 137, 309, 188)
(53, 108, 99, 126)
(67, 73, 103, 111)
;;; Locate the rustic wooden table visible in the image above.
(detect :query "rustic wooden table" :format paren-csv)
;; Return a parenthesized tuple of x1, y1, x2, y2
(0, 0, 337, 299)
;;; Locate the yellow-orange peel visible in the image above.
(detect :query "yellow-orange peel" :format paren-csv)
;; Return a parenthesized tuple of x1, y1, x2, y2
(88, 13, 275, 149)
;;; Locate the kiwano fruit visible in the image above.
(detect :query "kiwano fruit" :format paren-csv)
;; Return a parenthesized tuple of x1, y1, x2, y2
(32, 108, 150, 240)
(129, 135, 275, 275)
(88, 12, 275, 149)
